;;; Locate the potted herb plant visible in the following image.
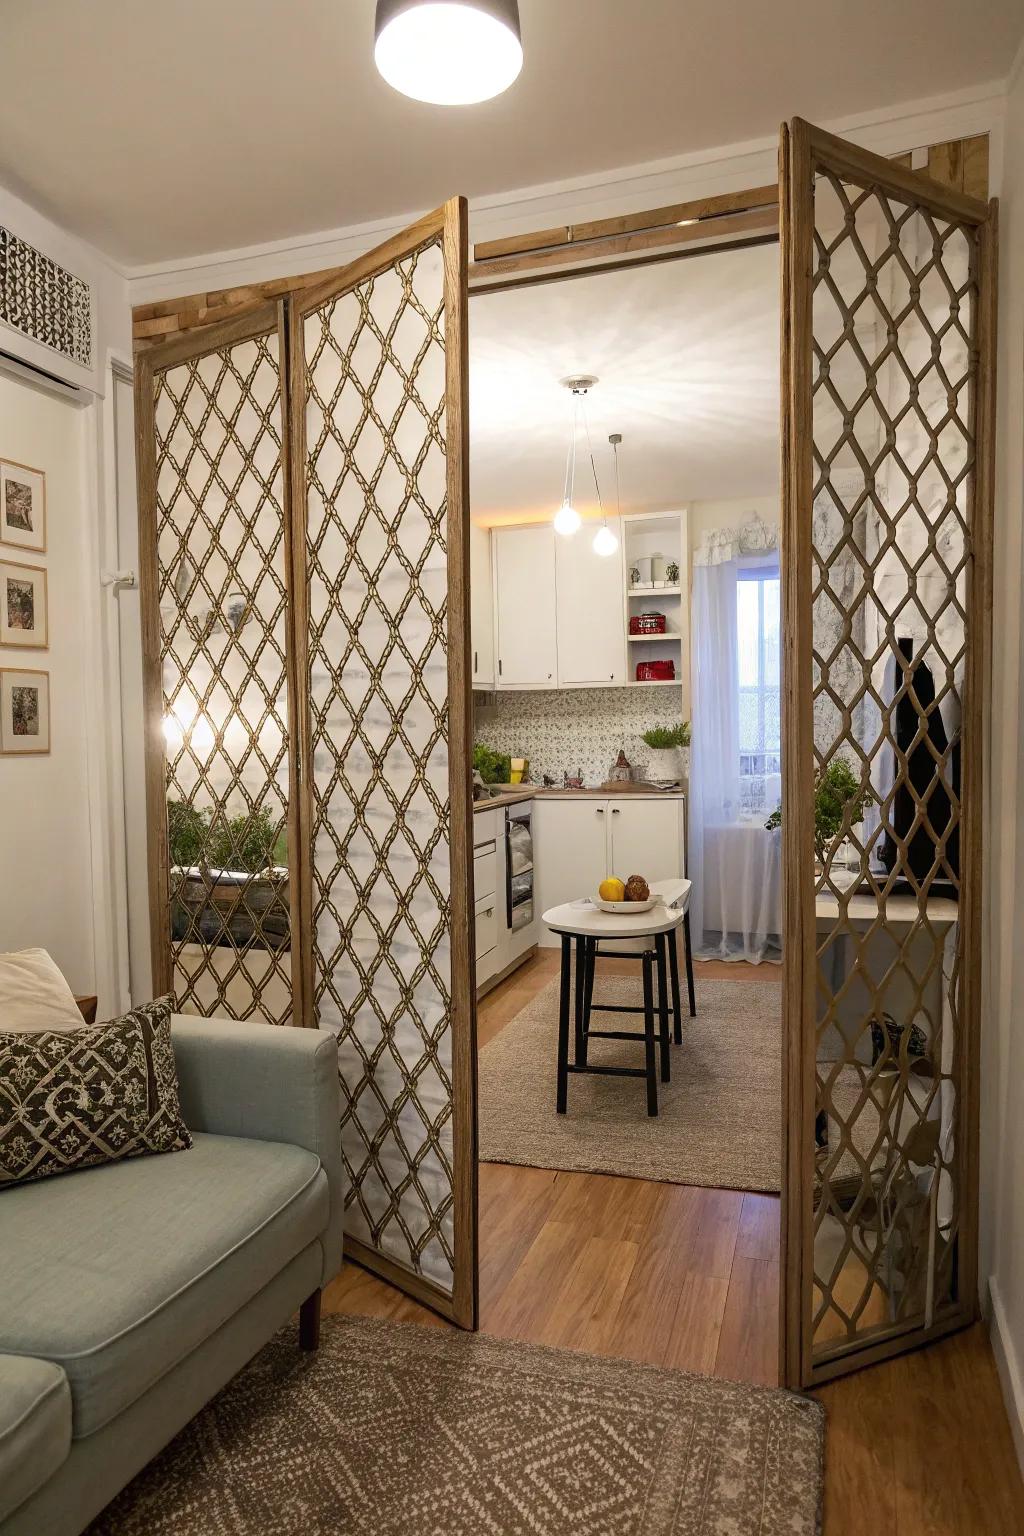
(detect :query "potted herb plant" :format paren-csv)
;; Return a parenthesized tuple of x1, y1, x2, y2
(764, 758, 874, 872)
(640, 721, 691, 783)
(168, 799, 290, 952)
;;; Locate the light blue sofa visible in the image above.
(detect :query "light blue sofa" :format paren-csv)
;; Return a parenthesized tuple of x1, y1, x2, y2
(0, 1015, 344, 1536)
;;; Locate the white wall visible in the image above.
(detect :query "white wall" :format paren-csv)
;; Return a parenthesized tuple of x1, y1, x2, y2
(0, 178, 133, 1015)
(0, 375, 98, 992)
(985, 45, 1024, 1474)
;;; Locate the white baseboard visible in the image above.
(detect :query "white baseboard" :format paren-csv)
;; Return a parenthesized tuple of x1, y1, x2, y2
(989, 1276, 1024, 1478)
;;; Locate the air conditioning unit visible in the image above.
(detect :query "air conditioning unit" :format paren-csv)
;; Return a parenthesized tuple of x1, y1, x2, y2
(0, 221, 94, 399)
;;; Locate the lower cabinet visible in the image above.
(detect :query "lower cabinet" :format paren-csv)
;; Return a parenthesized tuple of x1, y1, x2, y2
(533, 795, 686, 947)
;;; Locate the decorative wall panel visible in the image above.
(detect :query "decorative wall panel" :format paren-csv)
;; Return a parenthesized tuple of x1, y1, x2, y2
(296, 221, 471, 1303)
(150, 321, 295, 1025)
(781, 120, 994, 1386)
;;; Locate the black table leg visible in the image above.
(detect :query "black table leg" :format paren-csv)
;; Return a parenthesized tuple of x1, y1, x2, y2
(642, 951, 658, 1116)
(683, 911, 697, 1017)
(656, 934, 670, 1083)
(556, 934, 571, 1113)
(669, 925, 683, 1044)
(580, 927, 595, 1050)
(573, 934, 586, 1066)
(580, 937, 593, 1067)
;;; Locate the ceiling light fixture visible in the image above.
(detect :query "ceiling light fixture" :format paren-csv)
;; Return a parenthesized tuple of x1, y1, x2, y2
(553, 377, 595, 537)
(591, 430, 620, 559)
(374, 0, 523, 105)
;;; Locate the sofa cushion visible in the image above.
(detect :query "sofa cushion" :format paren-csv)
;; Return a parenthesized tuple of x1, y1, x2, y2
(0, 948, 83, 1033)
(0, 1353, 71, 1522)
(0, 996, 191, 1187)
(0, 1132, 327, 1437)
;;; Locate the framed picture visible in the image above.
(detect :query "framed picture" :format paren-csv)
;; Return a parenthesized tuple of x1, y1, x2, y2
(0, 460, 46, 553)
(0, 560, 48, 649)
(0, 667, 50, 755)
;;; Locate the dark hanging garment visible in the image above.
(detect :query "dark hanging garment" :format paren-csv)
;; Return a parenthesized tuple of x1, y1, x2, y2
(880, 638, 959, 890)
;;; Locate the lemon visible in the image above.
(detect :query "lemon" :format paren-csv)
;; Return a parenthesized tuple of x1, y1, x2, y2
(599, 877, 625, 902)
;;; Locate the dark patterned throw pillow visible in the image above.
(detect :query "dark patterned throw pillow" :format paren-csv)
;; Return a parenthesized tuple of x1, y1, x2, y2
(0, 996, 192, 1186)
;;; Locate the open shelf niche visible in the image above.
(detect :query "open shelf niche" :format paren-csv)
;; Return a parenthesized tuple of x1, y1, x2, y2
(622, 509, 688, 708)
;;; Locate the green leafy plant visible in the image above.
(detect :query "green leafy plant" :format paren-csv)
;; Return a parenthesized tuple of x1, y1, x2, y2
(473, 742, 512, 784)
(167, 799, 208, 868)
(208, 806, 286, 872)
(167, 799, 287, 873)
(765, 758, 873, 864)
(641, 721, 691, 751)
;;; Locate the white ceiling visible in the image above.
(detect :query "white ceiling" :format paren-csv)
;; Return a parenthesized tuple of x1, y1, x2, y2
(0, 0, 1020, 267)
(469, 243, 780, 521)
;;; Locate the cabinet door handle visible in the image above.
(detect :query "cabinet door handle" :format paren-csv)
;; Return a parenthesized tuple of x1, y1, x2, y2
(474, 649, 478, 672)
(596, 807, 604, 815)
(498, 659, 503, 675)
(547, 672, 552, 679)
(612, 807, 621, 815)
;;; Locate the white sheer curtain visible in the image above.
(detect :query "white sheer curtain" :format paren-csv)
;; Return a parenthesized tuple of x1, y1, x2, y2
(689, 518, 782, 963)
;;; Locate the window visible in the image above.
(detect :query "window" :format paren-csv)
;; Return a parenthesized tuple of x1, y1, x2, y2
(737, 564, 781, 816)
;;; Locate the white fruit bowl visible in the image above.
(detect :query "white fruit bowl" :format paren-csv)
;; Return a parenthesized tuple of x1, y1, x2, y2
(594, 895, 660, 914)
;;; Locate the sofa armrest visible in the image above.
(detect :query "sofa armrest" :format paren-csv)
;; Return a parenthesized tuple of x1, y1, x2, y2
(170, 1016, 345, 1286)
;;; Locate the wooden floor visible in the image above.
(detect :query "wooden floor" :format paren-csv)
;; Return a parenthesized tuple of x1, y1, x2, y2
(324, 948, 1024, 1535)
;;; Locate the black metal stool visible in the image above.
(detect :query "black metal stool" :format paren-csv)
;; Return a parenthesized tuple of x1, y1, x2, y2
(545, 897, 696, 1119)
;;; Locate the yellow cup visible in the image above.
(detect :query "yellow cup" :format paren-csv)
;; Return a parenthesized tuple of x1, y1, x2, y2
(510, 757, 528, 784)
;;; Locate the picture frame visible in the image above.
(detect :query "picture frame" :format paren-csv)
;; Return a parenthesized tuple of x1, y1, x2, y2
(0, 667, 50, 755)
(0, 559, 48, 649)
(0, 459, 47, 553)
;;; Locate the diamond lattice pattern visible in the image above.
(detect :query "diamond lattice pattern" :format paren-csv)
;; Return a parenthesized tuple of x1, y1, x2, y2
(808, 171, 977, 1357)
(302, 240, 454, 1290)
(154, 332, 293, 1026)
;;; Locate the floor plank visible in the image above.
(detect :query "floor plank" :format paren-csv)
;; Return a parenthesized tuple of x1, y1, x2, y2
(325, 952, 1024, 1535)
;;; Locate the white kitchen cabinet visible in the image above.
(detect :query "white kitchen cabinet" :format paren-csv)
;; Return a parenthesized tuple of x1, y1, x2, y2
(493, 524, 558, 688)
(533, 794, 686, 947)
(609, 799, 684, 886)
(555, 528, 627, 686)
(470, 521, 494, 689)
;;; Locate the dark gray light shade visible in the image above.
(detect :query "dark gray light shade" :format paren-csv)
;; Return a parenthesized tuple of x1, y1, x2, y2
(375, 0, 521, 48)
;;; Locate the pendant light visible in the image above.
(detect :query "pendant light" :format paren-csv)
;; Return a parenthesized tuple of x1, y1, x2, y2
(591, 431, 620, 559)
(374, 0, 523, 105)
(553, 378, 589, 537)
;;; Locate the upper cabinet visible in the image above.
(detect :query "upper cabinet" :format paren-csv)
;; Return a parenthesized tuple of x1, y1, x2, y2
(555, 526, 627, 686)
(493, 524, 558, 688)
(469, 522, 494, 690)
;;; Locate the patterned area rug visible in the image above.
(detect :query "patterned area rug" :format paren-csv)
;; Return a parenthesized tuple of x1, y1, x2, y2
(86, 1315, 824, 1536)
(479, 974, 781, 1192)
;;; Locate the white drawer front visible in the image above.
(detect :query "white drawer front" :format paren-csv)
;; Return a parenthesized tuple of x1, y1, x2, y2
(473, 808, 499, 847)
(475, 893, 499, 958)
(474, 847, 497, 901)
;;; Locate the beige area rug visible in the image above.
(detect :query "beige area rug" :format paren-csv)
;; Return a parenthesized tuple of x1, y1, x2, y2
(86, 1315, 824, 1536)
(479, 974, 781, 1193)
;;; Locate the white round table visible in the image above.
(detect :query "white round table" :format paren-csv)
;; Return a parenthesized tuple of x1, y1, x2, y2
(542, 879, 695, 1118)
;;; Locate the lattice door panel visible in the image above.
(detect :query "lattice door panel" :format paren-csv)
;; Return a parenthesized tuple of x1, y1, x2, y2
(781, 121, 995, 1386)
(292, 204, 475, 1321)
(142, 311, 297, 1026)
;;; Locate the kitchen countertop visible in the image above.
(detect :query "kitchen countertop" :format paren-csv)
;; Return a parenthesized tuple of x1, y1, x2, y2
(473, 785, 686, 812)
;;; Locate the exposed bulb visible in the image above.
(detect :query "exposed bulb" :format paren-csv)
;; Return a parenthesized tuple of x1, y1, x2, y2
(553, 501, 581, 537)
(592, 524, 619, 558)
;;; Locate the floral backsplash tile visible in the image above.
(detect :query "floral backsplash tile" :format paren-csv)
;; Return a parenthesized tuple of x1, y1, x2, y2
(474, 684, 689, 788)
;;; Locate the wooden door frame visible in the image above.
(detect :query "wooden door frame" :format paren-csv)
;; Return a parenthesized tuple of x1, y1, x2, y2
(287, 199, 478, 1330)
(134, 301, 305, 1022)
(779, 117, 997, 1389)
